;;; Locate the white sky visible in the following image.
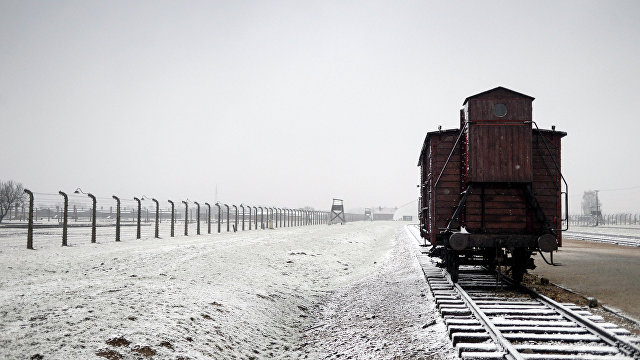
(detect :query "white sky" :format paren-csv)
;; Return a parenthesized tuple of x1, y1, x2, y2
(1, 1, 639, 213)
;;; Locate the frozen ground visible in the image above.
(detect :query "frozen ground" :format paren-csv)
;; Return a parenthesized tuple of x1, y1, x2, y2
(564, 225, 640, 247)
(0, 221, 455, 359)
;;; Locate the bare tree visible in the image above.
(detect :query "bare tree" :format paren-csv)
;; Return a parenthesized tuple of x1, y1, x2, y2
(0, 180, 25, 224)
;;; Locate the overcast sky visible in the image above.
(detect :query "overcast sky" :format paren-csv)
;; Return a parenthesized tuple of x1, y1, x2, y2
(1, 1, 639, 213)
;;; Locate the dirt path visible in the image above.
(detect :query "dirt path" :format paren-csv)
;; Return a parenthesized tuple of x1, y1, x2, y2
(301, 227, 456, 359)
(532, 238, 640, 320)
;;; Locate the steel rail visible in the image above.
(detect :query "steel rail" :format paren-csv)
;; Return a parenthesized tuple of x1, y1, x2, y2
(451, 281, 523, 360)
(520, 282, 640, 358)
(408, 225, 640, 359)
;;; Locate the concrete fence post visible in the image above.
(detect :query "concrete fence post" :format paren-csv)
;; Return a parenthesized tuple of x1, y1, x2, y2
(194, 201, 201, 235)
(59, 191, 69, 246)
(168, 200, 175, 237)
(88, 193, 97, 243)
(24, 189, 34, 249)
(216, 203, 222, 233)
(224, 204, 230, 232)
(252, 206, 256, 229)
(112, 195, 120, 242)
(277, 208, 282, 228)
(205, 203, 211, 234)
(134, 197, 141, 239)
(152, 198, 160, 238)
(182, 201, 188, 236)
(240, 204, 246, 231)
(233, 205, 238, 232)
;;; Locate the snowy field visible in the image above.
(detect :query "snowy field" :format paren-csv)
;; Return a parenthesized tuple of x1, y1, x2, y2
(0, 222, 455, 359)
(565, 225, 640, 247)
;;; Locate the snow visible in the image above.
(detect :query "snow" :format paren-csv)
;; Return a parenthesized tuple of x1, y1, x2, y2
(0, 221, 456, 359)
(565, 225, 640, 246)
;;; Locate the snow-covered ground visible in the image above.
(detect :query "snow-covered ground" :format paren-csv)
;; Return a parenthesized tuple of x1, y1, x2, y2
(565, 225, 640, 247)
(0, 222, 455, 359)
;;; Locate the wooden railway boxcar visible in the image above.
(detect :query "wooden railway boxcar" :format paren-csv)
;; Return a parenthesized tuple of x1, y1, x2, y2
(418, 87, 567, 282)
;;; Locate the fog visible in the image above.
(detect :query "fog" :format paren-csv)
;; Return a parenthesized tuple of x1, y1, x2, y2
(1, 1, 639, 213)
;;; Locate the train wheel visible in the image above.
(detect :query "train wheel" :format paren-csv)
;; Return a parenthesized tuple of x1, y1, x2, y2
(483, 248, 497, 272)
(446, 251, 459, 283)
(511, 249, 529, 285)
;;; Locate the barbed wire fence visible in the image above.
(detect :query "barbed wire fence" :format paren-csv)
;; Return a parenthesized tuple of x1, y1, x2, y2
(568, 214, 640, 227)
(1, 189, 369, 250)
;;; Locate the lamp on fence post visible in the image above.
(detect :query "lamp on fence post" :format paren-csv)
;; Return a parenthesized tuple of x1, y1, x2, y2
(132, 197, 141, 239)
(194, 201, 201, 235)
(112, 195, 120, 242)
(182, 201, 188, 236)
(24, 189, 34, 249)
(168, 200, 175, 237)
(215, 202, 222, 233)
(76, 188, 97, 243)
(240, 204, 246, 231)
(224, 204, 230, 232)
(233, 205, 238, 232)
(205, 203, 211, 234)
(59, 191, 69, 246)
(253, 206, 258, 230)
(258, 206, 264, 229)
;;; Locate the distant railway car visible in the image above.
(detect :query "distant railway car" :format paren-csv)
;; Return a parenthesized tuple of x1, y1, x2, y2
(417, 87, 567, 283)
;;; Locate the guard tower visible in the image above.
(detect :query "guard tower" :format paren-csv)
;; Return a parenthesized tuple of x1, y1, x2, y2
(364, 208, 372, 221)
(328, 198, 345, 225)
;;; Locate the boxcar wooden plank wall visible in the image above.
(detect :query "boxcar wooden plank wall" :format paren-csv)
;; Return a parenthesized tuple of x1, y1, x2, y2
(420, 130, 461, 244)
(532, 130, 564, 245)
(467, 124, 532, 183)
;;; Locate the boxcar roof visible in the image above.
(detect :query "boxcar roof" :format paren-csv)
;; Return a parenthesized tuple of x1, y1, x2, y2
(534, 128, 568, 137)
(463, 86, 535, 105)
(417, 128, 459, 166)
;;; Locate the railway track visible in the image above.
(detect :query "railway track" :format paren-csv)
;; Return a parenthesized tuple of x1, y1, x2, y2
(406, 226, 640, 359)
(564, 231, 640, 247)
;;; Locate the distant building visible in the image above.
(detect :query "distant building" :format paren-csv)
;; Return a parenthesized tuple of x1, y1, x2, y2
(372, 206, 395, 221)
(393, 201, 419, 221)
